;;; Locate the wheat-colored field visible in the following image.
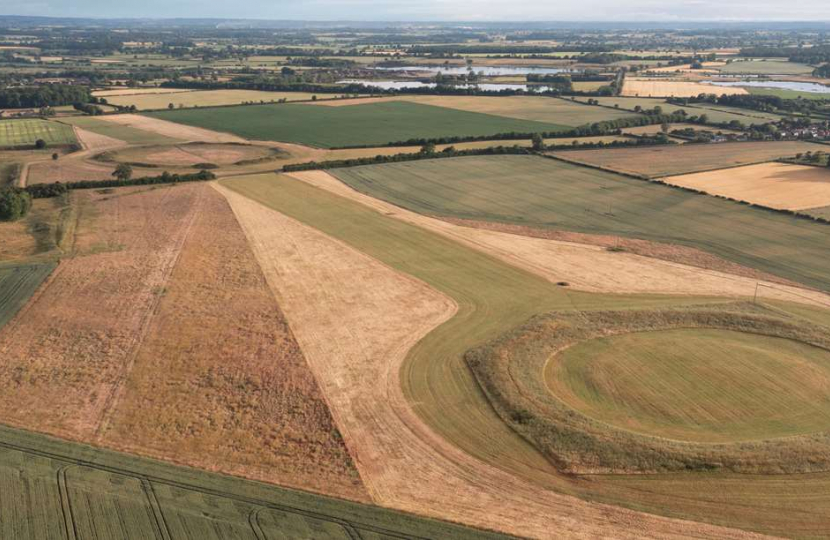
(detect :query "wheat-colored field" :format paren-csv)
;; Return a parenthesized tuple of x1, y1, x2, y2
(663, 162, 830, 211)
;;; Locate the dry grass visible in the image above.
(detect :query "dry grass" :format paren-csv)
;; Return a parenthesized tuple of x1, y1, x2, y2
(622, 78, 748, 97)
(97, 114, 247, 143)
(0, 185, 203, 440)
(103, 89, 324, 110)
(99, 185, 367, 501)
(664, 162, 830, 211)
(102, 142, 279, 167)
(92, 88, 195, 97)
(553, 141, 822, 178)
(443, 218, 802, 287)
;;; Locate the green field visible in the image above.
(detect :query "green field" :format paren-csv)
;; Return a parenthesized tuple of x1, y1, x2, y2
(556, 327, 830, 443)
(147, 101, 570, 148)
(0, 264, 54, 328)
(718, 59, 815, 75)
(577, 96, 784, 124)
(222, 172, 830, 537)
(58, 117, 181, 145)
(0, 423, 503, 540)
(330, 155, 830, 292)
(746, 86, 830, 100)
(0, 119, 76, 148)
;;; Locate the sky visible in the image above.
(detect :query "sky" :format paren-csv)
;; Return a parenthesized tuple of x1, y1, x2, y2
(3, 0, 830, 22)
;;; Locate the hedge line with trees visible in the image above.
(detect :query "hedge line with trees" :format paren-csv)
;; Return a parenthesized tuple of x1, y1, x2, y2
(25, 170, 216, 199)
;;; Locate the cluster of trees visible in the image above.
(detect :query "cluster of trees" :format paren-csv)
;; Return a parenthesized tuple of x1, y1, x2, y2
(25, 170, 215, 199)
(0, 187, 32, 221)
(526, 74, 573, 91)
(0, 84, 90, 108)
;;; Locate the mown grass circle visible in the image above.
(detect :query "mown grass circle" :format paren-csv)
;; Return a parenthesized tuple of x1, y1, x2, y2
(549, 328, 830, 443)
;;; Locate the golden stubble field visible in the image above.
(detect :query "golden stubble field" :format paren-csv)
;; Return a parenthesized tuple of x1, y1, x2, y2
(0, 183, 367, 501)
(663, 162, 830, 211)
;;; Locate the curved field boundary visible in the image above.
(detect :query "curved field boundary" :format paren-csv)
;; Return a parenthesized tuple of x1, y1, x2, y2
(217, 175, 764, 539)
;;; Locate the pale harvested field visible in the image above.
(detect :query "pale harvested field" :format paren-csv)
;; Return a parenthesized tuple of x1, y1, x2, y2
(27, 155, 162, 184)
(622, 78, 748, 97)
(309, 94, 636, 126)
(0, 185, 204, 440)
(109, 142, 276, 167)
(98, 114, 247, 143)
(553, 141, 822, 177)
(292, 171, 830, 308)
(444, 218, 801, 288)
(92, 88, 195, 97)
(621, 123, 741, 136)
(104, 89, 322, 111)
(664, 162, 830, 211)
(73, 126, 127, 152)
(216, 180, 762, 539)
(98, 185, 367, 501)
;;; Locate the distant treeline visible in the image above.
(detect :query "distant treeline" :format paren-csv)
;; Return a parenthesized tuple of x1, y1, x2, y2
(25, 170, 215, 199)
(739, 45, 830, 65)
(0, 84, 90, 108)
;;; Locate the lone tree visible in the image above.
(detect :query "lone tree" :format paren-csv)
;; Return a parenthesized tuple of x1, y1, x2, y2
(168, 103, 175, 109)
(420, 142, 436, 154)
(52, 153, 59, 161)
(0, 187, 32, 222)
(113, 163, 133, 181)
(531, 133, 545, 151)
(34, 139, 47, 149)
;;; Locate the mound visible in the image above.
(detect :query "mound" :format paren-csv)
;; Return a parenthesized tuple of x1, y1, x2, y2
(99, 142, 285, 168)
(467, 304, 830, 475)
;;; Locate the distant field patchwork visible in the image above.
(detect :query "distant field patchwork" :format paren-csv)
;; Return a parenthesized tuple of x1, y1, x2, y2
(147, 101, 571, 147)
(0, 119, 76, 147)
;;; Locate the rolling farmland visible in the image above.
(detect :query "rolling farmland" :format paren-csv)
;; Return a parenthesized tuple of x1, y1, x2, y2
(331, 155, 830, 291)
(220, 171, 830, 537)
(575, 96, 785, 123)
(663, 162, 830, 211)
(58, 116, 182, 146)
(0, 119, 76, 148)
(146, 101, 570, 147)
(552, 140, 821, 177)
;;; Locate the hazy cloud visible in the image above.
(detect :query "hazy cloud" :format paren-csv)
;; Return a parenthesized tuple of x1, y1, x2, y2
(3, 0, 830, 21)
